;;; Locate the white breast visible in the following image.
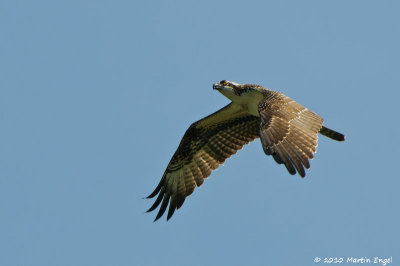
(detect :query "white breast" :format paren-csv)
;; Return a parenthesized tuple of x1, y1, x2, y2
(218, 87, 264, 117)
(237, 90, 264, 117)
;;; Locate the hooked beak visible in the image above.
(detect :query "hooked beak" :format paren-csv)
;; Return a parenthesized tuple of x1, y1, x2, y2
(213, 83, 223, 90)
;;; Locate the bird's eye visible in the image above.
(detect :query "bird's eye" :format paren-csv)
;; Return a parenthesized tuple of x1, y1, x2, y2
(220, 80, 227, 86)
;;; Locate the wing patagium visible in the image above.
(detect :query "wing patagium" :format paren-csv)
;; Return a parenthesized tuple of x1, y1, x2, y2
(147, 103, 260, 221)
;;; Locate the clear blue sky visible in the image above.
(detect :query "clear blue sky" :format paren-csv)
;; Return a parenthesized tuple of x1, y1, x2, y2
(1, 1, 399, 265)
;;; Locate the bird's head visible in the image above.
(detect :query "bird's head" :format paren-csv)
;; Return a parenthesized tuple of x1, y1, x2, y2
(213, 80, 264, 102)
(213, 80, 242, 97)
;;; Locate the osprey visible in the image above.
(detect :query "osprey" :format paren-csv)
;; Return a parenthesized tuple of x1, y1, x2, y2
(147, 80, 345, 221)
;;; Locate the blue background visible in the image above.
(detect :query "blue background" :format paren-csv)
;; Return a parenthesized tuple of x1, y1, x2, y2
(1, 1, 398, 265)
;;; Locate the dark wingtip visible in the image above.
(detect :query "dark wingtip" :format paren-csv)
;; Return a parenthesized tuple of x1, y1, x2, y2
(147, 181, 163, 199)
(153, 193, 170, 222)
(286, 163, 296, 176)
(166, 211, 174, 221)
(154, 211, 164, 222)
(176, 195, 185, 209)
(146, 188, 165, 213)
(147, 187, 159, 199)
(166, 198, 177, 221)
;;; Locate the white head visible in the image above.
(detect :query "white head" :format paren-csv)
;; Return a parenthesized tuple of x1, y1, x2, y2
(213, 80, 264, 116)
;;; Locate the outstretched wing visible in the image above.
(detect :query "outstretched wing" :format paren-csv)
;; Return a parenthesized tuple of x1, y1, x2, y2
(147, 103, 260, 221)
(258, 92, 323, 177)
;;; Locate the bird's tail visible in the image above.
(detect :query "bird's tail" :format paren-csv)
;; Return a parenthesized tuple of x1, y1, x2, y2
(319, 126, 345, 141)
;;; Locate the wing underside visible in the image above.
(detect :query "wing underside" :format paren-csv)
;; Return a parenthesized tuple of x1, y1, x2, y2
(258, 92, 323, 177)
(147, 103, 260, 221)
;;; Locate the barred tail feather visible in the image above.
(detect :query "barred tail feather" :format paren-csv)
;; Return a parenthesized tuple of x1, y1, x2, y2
(319, 126, 345, 141)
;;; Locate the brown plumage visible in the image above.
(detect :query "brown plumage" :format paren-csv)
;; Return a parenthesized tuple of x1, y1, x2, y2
(147, 103, 259, 221)
(147, 81, 345, 221)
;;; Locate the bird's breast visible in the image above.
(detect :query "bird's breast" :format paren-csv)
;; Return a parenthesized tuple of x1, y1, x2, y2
(236, 91, 264, 117)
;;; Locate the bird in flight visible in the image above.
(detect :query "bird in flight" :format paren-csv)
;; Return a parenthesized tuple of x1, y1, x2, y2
(147, 80, 345, 221)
